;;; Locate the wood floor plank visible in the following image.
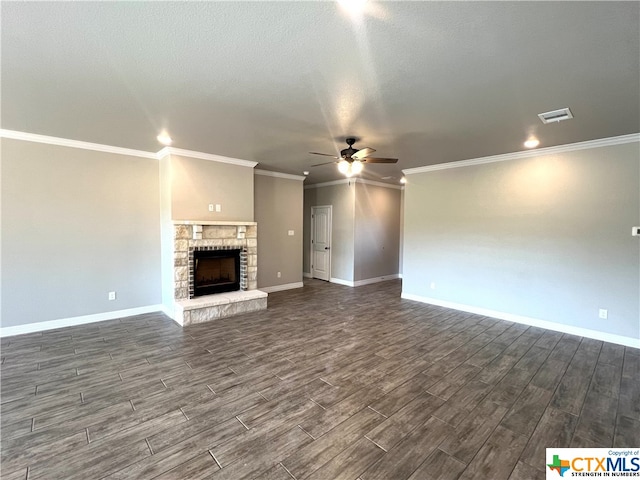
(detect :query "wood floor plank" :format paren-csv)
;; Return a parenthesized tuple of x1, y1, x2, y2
(613, 415, 640, 447)
(361, 416, 453, 480)
(151, 451, 220, 480)
(365, 393, 444, 451)
(499, 384, 552, 437)
(281, 407, 384, 479)
(305, 437, 386, 480)
(252, 463, 297, 480)
(519, 407, 579, 472)
(457, 425, 528, 480)
(589, 362, 622, 399)
(407, 448, 467, 480)
(438, 397, 508, 464)
(298, 386, 384, 439)
(1, 280, 636, 480)
(367, 372, 438, 418)
(571, 391, 617, 446)
(209, 426, 313, 480)
(508, 460, 541, 480)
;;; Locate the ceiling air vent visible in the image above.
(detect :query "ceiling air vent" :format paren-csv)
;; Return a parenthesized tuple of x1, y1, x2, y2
(538, 107, 573, 124)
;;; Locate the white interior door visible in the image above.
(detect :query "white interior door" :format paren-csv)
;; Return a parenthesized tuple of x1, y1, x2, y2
(311, 206, 332, 281)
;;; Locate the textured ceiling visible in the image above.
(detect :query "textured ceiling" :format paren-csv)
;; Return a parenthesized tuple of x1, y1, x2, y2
(2, 1, 639, 184)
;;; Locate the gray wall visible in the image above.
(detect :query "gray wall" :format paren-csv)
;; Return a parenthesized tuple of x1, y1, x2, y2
(354, 183, 401, 281)
(170, 154, 254, 221)
(403, 142, 640, 340)
(1, 139, 162, 327)
(159, 153, 173, 310)
(303, 182, 355, 282)
(254, 173, 304, 289)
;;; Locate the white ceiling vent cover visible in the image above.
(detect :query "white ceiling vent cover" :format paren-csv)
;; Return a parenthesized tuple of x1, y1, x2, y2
(538, 107, 573, 124)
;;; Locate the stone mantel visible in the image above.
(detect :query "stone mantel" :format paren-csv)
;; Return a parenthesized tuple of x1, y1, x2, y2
(173, 220, 257, 226)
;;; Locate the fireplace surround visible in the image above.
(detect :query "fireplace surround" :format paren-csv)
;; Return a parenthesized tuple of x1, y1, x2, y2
(172, 221, 267, 325)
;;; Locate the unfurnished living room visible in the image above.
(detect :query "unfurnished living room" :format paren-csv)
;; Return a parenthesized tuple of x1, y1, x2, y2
(1, 2, 639, 479)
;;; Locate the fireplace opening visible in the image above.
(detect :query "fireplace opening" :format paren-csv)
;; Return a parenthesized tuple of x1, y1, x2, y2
(193, 249, 241, 296)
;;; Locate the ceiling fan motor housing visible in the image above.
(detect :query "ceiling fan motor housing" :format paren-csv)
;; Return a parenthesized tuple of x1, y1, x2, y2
(341, 137, 359, 160)
(341, 147, 358, 159)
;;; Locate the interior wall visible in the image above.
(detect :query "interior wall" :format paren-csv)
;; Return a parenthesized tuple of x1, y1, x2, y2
(159, 153, 173, 312)
(354, 183, 402, 281)
(303, 182, 355, 282)
(170, 154, 254, 222)
(254, 173, 304, 289)
(402, 141, 640, 341)
(1, 138, 162, 328)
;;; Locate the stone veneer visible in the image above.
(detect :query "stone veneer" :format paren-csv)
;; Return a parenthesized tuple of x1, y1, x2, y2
(172, 221, 266, 326)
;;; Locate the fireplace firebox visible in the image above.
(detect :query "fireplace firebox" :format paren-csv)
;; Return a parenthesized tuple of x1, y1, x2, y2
(192, 249, 241, 296)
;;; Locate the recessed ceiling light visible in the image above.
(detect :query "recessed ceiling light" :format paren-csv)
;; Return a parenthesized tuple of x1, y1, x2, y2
(400, 177, 407, 184)
(524, 138, 540, 149)
(156, 131, 172, 146)
(338, 0, 367, 16)
(303, 171, 310, 176)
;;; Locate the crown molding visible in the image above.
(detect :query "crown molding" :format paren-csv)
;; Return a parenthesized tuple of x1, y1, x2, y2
(403, 133, 640, 175)
(254, 169, 306, 181)
(157, 147, 258, 167)
(305, 177, 403, 190)
(0, 129, 157, 159)
(304, 178, 353, 189)
(355, 178, 404, 190)
(0, 129, 259, 167)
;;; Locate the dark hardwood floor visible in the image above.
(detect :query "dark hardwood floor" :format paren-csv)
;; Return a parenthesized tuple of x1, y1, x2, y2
(1, 279, 638, 479)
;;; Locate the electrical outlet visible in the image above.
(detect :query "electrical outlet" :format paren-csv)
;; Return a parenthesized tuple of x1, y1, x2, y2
(108, 291, 116, 301)
(599, 308, 608, 319)
(288, 230, 294, 236)
(208, 204, 214, 212)
(430, 282, 436, 290)
(277, 272, 281, 278)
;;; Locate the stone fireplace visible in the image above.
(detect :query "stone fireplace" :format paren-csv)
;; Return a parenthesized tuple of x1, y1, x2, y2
(172, 221, 267, 325)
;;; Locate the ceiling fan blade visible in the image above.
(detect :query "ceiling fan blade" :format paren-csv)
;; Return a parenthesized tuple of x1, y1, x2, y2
(352, 147, 376, 159)
(309, 152, 339, 158)
(363, 157, 398, 163)
(311, 161, 337, 167)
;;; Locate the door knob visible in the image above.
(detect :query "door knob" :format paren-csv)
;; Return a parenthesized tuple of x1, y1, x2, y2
(325, 247, 330, 250)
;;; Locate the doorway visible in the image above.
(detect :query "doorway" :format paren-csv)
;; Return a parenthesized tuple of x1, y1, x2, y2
(311, 205, 332, 281)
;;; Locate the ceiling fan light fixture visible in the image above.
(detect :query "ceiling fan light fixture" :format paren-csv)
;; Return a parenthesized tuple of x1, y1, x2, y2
(351, 160, 364, 174)
(338, 159, 350, 174)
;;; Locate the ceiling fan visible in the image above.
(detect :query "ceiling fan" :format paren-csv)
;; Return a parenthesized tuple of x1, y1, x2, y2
(310, 137, 398, 176)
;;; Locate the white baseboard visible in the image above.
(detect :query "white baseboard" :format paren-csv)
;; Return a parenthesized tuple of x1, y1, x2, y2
(354, 274, 401, 287)
(330, 274, 401, 288)
(401, 292, 640, 349)
(260, 282, 304, 293)
(0, 305, 165, 337)
(303, 272, 312, 279)
(330, 277, 354, 287)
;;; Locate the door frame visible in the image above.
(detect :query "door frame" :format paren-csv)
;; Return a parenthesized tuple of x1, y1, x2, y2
(310, 205, 332, 281)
